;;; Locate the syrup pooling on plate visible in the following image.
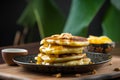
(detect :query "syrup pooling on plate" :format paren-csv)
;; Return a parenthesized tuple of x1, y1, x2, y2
(35, 33, 92, 65)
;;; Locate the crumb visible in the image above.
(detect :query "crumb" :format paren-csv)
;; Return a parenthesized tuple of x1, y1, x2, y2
(114, 67, 120, 71)
(75, 74, 81, 77)
(30, 60, 33, 63)
(53, 73, 61, 78)
(87, 69, 97, 75)
(91, 69, 97, 74)
(89, 62, 93, 64)
(109, 62, 112, 65)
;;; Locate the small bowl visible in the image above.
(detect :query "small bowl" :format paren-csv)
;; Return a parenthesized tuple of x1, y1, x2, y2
(87, 42, 115, 53)
(1, 48, 28, 66)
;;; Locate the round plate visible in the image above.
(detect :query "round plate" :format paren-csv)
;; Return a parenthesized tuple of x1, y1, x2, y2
(13, 52, 112, 73)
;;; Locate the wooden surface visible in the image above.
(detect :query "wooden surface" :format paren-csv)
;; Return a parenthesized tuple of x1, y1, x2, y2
(0, 42, 120, 80)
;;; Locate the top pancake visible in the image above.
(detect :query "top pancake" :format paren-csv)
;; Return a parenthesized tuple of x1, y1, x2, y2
(40, 33, 89, 46)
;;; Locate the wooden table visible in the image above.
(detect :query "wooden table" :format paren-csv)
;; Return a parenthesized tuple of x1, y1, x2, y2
(0, 42, 120, 80)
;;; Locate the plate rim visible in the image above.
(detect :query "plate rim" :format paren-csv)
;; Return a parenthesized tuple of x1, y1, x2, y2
(13, 53, 112, 67)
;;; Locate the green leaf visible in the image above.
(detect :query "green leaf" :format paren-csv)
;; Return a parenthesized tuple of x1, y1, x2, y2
(36, 0, 65, 37)
(63, 0, 105, 37)
(18, 0, 65, 39)
(102, 4, 120, 42)
(111, 0, 120, 10)
(17, 0, 36, 27)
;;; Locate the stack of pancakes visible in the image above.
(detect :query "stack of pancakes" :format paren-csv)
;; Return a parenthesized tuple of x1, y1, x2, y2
(35, 33, 91, 65)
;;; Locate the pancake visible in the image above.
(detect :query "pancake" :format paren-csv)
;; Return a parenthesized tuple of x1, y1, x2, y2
(37, 53, 87, 63)
(41, 57, 91, 66)
(35, 33, 92, 65)
(40, 33, 89, 46)
(40, 44, 84, 54)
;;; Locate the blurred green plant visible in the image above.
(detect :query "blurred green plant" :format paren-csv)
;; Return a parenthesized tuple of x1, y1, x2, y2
(17, 0, 120, 42)
(17, 0, 65, 41)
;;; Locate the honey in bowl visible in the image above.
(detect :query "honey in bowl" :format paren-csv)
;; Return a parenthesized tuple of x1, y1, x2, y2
(87, 35, 115, 53)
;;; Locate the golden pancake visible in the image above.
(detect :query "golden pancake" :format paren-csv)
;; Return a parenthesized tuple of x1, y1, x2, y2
(40, 44, 84, 54)
(40, 33, 89, 46)
(41, 57, 91, 66)
(36, 53, 86, 63)
(35, 33, 92, 65)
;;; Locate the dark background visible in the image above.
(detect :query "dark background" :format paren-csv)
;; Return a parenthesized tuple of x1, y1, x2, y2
(0, 0, 106, 47)
(0, 0, 27, 46)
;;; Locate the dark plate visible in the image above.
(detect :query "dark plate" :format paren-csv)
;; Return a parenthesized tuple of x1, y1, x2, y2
(13, 52, 112, 73)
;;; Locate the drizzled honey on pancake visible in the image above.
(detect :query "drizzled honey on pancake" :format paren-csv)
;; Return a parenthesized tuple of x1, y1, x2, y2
(35, 33, 91, 65)
(40, 44, 84, 54)
(40, 33, 89, 46)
